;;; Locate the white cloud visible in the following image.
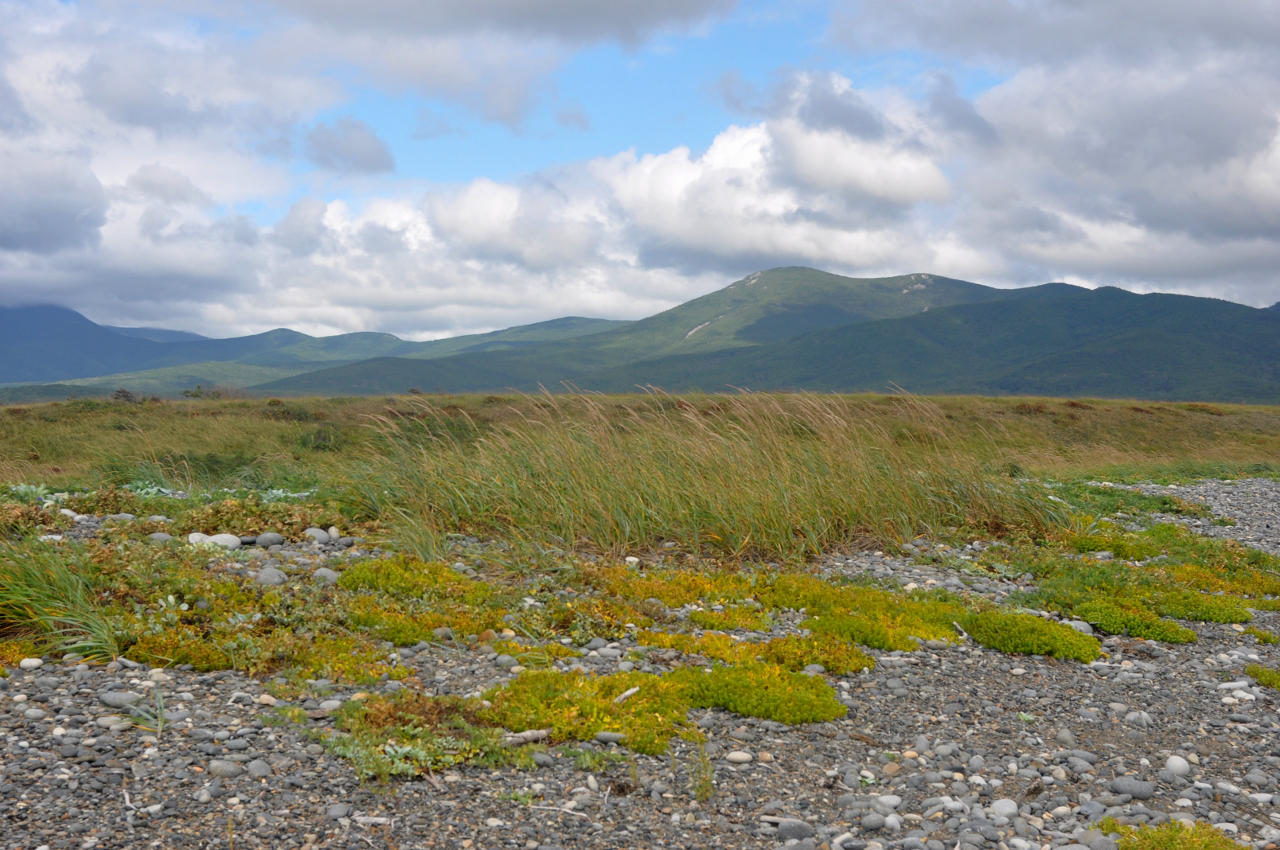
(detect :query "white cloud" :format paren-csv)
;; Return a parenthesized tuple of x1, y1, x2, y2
(305, 117, 395, 174)
(2, 0, 1280, 341)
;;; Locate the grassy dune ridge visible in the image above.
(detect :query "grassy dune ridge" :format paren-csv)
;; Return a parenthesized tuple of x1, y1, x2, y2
(2, 391, 1278, 539)
(366, 392, 1063, 559)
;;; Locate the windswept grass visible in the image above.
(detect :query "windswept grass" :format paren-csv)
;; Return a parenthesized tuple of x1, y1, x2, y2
(0, 542, 120, 660)
(365, 392, 1062, 559)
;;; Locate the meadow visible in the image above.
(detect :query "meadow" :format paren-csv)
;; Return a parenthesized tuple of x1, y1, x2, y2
(2, 390, 1280, 845)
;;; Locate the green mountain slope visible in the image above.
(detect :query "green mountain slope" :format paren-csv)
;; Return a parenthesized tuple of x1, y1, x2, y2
(580, 286, 1280, 402)
(251, 268, 1022, 395)
(405, 317, 628, 360)
(0, 306, 623, 394)
(569, 268, 1001, 361)
(0, 306, 167, 383)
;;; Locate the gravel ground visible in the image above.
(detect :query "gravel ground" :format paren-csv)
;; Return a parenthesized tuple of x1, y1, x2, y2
(4, 479, 1280, 850)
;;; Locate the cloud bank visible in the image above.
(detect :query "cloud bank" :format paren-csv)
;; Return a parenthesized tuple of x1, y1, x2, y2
(0, 0, 1276, 339)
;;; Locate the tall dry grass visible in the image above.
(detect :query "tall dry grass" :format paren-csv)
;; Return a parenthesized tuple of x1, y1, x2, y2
(364, 392, 1064, 560)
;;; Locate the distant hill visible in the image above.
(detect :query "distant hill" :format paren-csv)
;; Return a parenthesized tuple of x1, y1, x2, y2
(0, 306, 166, 384)
(104, 325, 209, 343)
(5, 269, 1279, 403)
(252, 268, 1025, 396)
(577, 286, 1280, 402)
(252, 274, 1280, 403)
(0, 305, 628, 396)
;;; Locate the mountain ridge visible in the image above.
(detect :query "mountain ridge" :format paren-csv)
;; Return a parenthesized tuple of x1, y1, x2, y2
(3, 268, 1278, 403)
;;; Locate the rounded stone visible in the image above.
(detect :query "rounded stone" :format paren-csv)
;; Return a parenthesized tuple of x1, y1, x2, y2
(1166, 755, 1192, 777)
(18, 657, 43, 670)
(209, 533, 242, 549)
(1110, 777, 1156, 800)
(100, 690, 144, 709)
(313, 567, 339, 585)
(990, 798, 1019, 819)
(776, 819, 815, 840)
(187, 532, 210, 544)
(726, 750, 753, 764)
(256, 532, 285, 548)
(303, 527, 330, 544)
(208, 759, 244, 778)
(147, 532, 174, 543)
(255, 566, 287, 586)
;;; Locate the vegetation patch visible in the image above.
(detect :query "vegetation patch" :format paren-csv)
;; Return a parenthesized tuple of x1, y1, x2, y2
(1243, 626, 1278, 645)
(330, 692, 510, 780)
(1097, 818, 1245, 850)
(1246, 664, 1280, 690)
(958, 610, 1101, 662)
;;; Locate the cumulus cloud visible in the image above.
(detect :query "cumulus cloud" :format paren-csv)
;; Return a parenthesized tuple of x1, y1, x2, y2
(2, 0, 1280, 340)
(0, 153, 107, 253)
(126, 164, 214, 207)
(271, 198, 332, 256)
(830, 0, 1280, 67)
(266, 0, 737, 45)
(0, 73, 35, 135)
(305, 117, 395, 174)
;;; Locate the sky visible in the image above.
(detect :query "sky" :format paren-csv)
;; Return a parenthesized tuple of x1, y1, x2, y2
(1, 0, 1279, 340)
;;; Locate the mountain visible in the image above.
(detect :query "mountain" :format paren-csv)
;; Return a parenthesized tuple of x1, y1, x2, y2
(0, 305, 627, 395)
(0, 306, 168, 384)
(5, 269, 1279, 403)
(575, 285, 1280, 402)
(252, 277, 1280, 403)
(104, 326, 209, 343)
(540, 268, 997, 362)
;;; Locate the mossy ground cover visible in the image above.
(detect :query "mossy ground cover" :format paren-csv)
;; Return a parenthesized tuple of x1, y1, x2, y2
(2, 394, 1278, 782)
(954, 496, 1280, 644)
(1097, 818, 1247, 850)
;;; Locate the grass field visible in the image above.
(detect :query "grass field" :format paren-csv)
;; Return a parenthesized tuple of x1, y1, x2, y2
(2, 390, 1279, 795)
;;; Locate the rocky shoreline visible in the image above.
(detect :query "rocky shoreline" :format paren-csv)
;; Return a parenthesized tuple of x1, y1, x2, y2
(4, 479, 1280, 850)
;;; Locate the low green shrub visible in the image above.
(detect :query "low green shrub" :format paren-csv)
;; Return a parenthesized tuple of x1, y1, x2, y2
(1097, 818, 1245, 850)
(671, 663, 847, 725)
(1246, 664, 1280, 690)
(1075, 600, 1197, 643)
(960, 610, 1101, 662)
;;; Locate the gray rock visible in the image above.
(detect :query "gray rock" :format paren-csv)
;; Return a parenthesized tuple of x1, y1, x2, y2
(147, 532, 174, 543)
(312, 567, 339, 585)
(209, 533, 242, 549)
(776, 819, 815, 840)
(99, 691, 144, 709)
(990, 798, 1019, 819)
(255, 567, 287, 586)
(1067, 620, 1094, 635)
(595, 731, 625, 744)
(326, 803, 351, 819)
(1245, 769, 1274, 789)
(246, 759, 272, 778)
(208, 759, 244, 778)
(303, 527, 330, 544)
(1165, 755, 1192, 777)
(1110, 777, 1156, 800)
(256, 532, 285, 547)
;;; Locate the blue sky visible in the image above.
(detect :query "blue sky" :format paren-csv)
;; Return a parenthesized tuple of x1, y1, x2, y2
(1, 0, 1278, 338)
